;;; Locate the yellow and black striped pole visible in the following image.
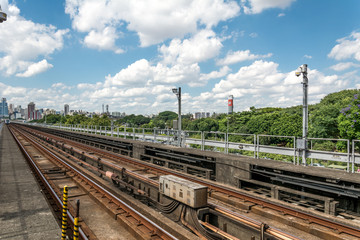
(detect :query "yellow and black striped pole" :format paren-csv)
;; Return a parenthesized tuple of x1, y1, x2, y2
(61, 185, 68, 240)
(73, 200, 80, 240)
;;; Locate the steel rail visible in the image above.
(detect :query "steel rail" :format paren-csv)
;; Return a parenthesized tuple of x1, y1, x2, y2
(17, 125, 360, 238)
(8, 127, 89, 240)
(13, 126, 178, 240)
(15, 125, 301, 240)
(208, 202, 300, 240)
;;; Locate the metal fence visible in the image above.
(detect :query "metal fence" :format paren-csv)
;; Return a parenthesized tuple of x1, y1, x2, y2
(32, 123, 360, 173)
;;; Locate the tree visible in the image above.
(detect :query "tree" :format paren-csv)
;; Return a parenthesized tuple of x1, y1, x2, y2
(338, 93, 360, 140)
(157, 111, 178, 122)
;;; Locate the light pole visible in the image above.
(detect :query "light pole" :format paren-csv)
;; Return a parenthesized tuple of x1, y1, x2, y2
(172, 87, 181, 147)
(295, 64, 308, 165)
(0, 5, 7, 23)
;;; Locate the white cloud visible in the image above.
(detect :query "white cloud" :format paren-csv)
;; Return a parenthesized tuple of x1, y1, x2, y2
(159, 30, 223, 65)
(244, 0, 296, 14)
(16, 59, 53, 77)
(217, 50, 272, 65)
(304, 55, 312, 59)
(65, 0, 240, 48)
(191, 60, 349, 113)
(200, 66, 231, 81)
(105, 59, 152, 87)
(84, 27, 124, 53)
(105, 59, 203, 87)
(1, 58, 353, 115)
(249, 32, 258, 38)
(328, 32, 360, 61)
(77, 82, 103, 90)
(0, 1, 68, 76)
(278, 13, 285, 17)
(330, 62, 360, 71)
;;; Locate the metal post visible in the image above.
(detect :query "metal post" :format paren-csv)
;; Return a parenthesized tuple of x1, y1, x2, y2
(172, 87, 182, 147)
(167, 129, 170, 144)
(201, 131, 204, 151)
(61, 186, 68, 240)
(133, 128, 135, 140)
(302, 64, 308, 165)
(347, 139, 350, 172)
(73, 199, 80, 240)
(226, 116, 229, 154)
(296, 64, 308, 165)
(178, 87, 182, 147)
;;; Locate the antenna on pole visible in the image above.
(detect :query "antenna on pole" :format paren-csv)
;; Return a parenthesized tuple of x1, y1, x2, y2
(295, 64, 308, 165)
(0, 5, 7, 23)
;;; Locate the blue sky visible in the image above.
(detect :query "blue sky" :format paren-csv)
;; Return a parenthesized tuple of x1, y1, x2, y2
(0, 0, 359, 114)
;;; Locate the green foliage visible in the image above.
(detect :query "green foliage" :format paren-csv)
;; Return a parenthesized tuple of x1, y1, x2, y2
(338, 93, 360, 139)
(186, 118, 219, 132)
(269, 112, 302, 137)
(309, 105, 340, 138)
(157, 111, 178, 122)
(35, 114, 61, 124)
(116, 114, 150, 127)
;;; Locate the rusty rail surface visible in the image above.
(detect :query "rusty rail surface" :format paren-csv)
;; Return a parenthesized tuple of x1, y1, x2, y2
(15, 124, 360, 239)
(8, 127, 90, 240)
(10, 125, 179, 240)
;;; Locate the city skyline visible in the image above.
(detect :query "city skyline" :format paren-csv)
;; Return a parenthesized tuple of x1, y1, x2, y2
(0, 0, 360, 114)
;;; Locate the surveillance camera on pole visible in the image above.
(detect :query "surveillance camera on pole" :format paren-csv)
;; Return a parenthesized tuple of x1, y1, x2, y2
(295, 64, 308, 165)
(172, 87, 182, 147)
(0, 5, 7, 23)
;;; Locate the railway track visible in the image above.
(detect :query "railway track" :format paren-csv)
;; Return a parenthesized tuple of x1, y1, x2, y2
(9, 125, 181, 240)
(11, 124, 360, 239)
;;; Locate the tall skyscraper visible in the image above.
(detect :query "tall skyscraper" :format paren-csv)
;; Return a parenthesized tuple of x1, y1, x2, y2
(28, 102, 35, 120)
(0, 98, 9, 118)
(8, 103, 13, 114)
(64, 104, 69, 116)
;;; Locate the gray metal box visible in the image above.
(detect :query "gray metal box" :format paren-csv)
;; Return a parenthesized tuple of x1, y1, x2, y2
(159, 175, 207, 208)
(297, 139, 307, 150)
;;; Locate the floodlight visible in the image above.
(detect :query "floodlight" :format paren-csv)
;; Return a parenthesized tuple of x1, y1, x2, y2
(295, 64, 307, 77)
(0, 5, 6, 23)
(172, 88, 178, 94)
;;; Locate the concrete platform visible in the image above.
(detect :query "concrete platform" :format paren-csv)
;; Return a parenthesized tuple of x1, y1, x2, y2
(0, 125, 60, 239)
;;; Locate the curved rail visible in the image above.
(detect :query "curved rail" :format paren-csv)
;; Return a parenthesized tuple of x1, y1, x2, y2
(15, 124, 360, 239)
(10, 125, 179, 240)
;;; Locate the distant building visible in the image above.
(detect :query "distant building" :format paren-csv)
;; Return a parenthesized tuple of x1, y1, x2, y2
(194, 112, 211, 120)
(35, 110, 42, 120)
(64, 104, 69, 116)
(112, 112, 121, 118)
(106, 104, 109, 115)
(27, 102, 35, 120)
(8, 103, 13, 114)
(0, 98, 9, 118)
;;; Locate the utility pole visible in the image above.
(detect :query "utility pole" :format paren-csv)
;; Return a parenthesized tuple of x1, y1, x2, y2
(295, 64, 308, 165)
(172, 87, 182, 147)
